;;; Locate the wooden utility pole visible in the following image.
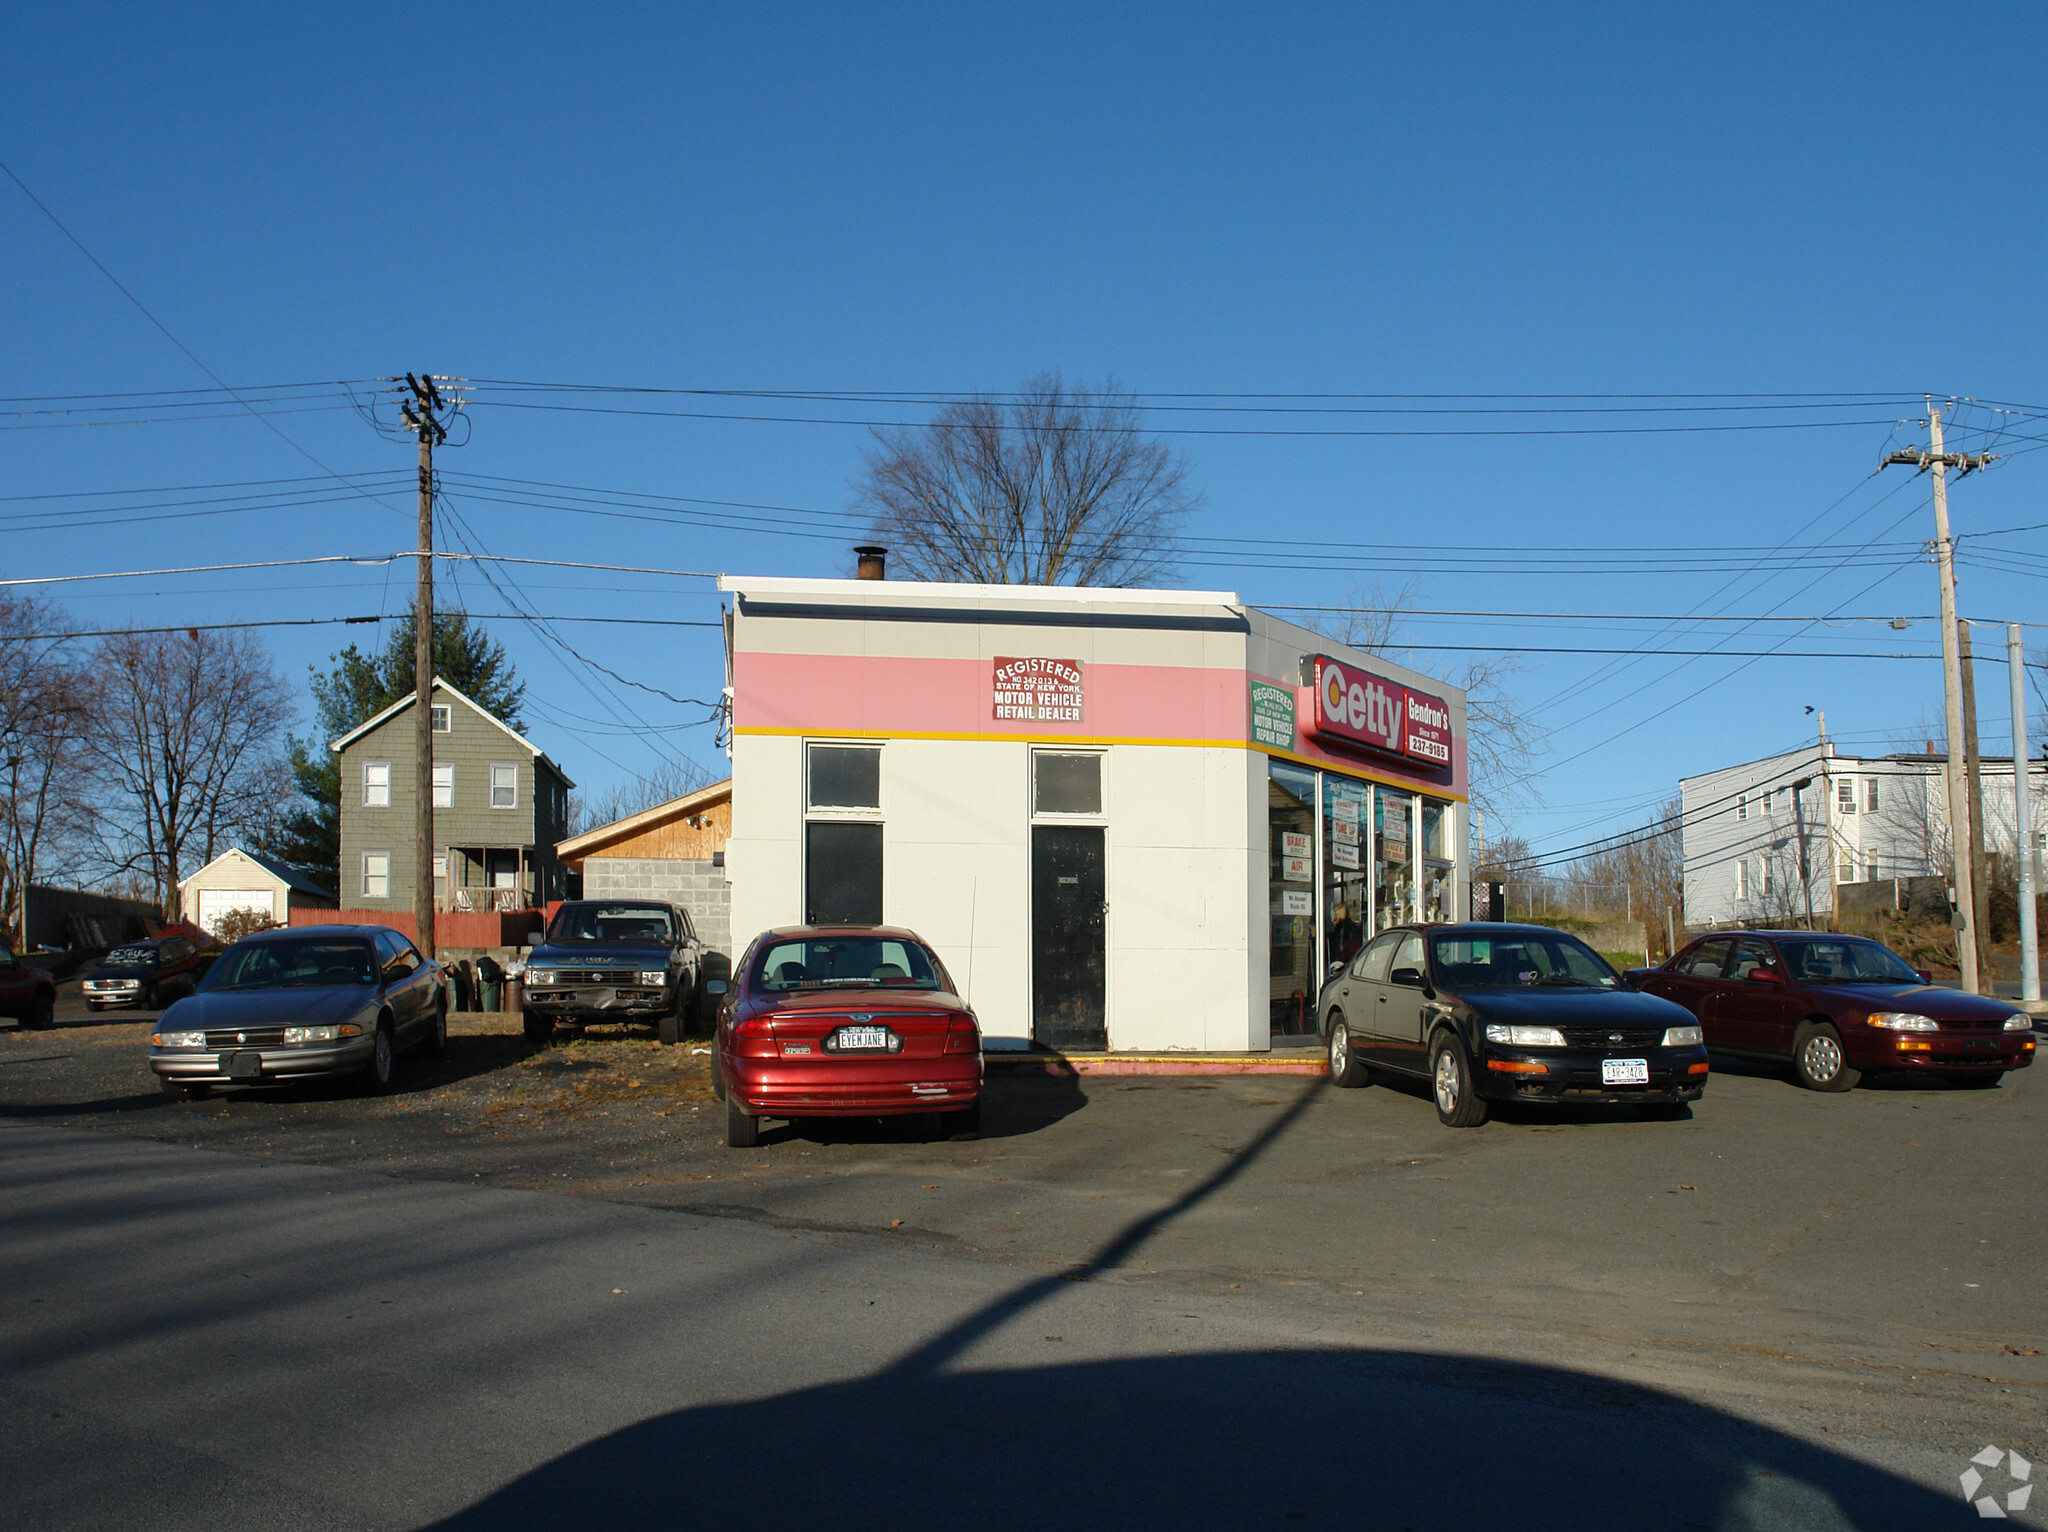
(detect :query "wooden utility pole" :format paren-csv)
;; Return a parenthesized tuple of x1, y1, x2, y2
(1882, 402, 1997, 992)
(401, 374, 451, 959)
(1957, 619, 1993, 983)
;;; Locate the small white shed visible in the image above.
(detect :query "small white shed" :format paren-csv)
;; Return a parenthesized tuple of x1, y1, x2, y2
(179, 847, 336, 934)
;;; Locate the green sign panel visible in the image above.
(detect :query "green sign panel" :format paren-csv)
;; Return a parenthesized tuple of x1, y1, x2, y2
(1249, 681, 1295, 750)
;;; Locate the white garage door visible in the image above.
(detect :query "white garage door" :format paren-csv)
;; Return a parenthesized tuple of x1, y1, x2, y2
(198, 888, 274, 933)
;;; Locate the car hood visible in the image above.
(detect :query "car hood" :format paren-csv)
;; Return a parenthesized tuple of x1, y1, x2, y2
(1449, 985, 1694, 1026)
(1798, 981, 2021, 1022)
(86, 963, 155, 981)
(527, 943, 674, 967)
(169, 987, 380, 1029)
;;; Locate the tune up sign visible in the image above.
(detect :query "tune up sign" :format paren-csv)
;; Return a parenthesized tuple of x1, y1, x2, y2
(1309, 656, 1451, 768)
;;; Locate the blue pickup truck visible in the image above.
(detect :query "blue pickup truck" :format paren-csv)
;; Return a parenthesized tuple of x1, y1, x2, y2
(519, 900, 704, 1045)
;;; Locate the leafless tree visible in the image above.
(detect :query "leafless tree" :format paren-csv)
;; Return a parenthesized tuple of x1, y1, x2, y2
(84, 629, 295, 918)
(570, 756, 721, 837)
(853, 373, 1200, 587)
(0, 595, 95, 948)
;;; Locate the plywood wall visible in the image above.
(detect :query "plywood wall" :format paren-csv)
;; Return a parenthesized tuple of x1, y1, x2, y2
(586, 798, 731, 863)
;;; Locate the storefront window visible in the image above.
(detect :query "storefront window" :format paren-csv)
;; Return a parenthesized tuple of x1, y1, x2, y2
(1268, 762, 1317, 1036)
(1322, 776, 1370, 976)
(1421, 798, 1453, 923)
(1374, 787, 1416, 929)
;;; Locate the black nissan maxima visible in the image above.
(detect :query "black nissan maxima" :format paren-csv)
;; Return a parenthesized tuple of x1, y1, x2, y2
(1315, 922, 1709, 1126)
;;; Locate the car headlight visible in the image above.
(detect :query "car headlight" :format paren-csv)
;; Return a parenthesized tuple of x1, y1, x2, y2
(638, 970, 668, 986)
(527, 969, 557, 985)
(1484, 1023, 1567, 1047)
(151, 1031, 205, 1049)
(1660, 1025, 1703, 1047)
(1868, 1012, 1939, 1031)
(2006, 1014, 2034, 1032)
(282, 1024, 364, 1045)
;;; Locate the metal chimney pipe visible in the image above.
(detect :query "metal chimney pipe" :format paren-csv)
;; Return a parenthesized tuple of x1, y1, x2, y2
(854, 545, 887, 581)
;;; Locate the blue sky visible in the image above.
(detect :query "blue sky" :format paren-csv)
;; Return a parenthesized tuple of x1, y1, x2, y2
(6, 4, 2046, 858)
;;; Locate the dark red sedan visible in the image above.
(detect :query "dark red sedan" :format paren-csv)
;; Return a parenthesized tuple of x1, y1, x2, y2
(710, 925, 982, 1148)
(1628, 930, 2036, 1091)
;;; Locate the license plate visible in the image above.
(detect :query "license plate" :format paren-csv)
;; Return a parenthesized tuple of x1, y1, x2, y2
(226, 1050, 264, 1079)
(831, 1025, 892, 1052)
(1602, 1058, 1649, 1086)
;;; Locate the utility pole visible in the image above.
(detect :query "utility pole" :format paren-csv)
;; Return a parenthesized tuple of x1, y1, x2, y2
(1957, 620, 1993, 983)
(2009, 624, 2040, 1004)
(400, 374, 452, 960)
(1882, 402, 1997, 992)
(1792, 775, 1818, 930)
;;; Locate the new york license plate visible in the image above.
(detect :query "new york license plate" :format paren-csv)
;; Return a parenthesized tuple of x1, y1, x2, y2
(832, 1025, 892, 1051)
(1601, 1058, 1649, 1086)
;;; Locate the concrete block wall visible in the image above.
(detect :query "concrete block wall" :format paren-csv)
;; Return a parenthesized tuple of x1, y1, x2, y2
(584, 857, 732, 958)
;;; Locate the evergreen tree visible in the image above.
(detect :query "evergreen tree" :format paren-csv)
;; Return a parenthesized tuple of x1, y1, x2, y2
(260, 612, 524, 893)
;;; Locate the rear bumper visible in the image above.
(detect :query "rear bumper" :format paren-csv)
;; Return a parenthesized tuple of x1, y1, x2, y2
(149, 1037, 376, 1084)
(1475, 1046, 1709, 1105)
(728, 1055, 982, 1117)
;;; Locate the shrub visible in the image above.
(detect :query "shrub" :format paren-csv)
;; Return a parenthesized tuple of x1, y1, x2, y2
(210, 907, 281, 945)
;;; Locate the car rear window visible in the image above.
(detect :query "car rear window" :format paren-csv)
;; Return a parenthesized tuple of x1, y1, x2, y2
(754, 937, 945, 992)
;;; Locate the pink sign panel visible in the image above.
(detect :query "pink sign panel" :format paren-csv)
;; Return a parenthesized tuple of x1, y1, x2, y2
(1310, 655, 1452, 769)
(992, 656, 1085, 723)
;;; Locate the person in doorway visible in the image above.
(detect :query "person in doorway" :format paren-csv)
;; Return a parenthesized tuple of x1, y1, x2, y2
(1329, 903, 1364, 969)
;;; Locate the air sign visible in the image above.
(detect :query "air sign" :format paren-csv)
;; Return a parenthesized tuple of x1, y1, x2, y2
(1310, 656, 1452, 767)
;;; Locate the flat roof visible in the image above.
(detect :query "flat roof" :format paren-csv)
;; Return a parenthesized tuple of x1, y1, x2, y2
(720, 574, 1241, 608)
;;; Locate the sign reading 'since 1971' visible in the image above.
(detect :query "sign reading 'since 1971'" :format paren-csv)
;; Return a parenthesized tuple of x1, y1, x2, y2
(1309, 655, 1452, 767)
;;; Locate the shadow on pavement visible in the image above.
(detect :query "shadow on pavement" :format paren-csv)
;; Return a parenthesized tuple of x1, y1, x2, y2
(761, 1074, 1091, 1147)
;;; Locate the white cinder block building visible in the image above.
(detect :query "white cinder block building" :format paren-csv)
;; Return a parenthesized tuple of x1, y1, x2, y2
(1680, 745, 2048, 926)
(719, 573, 1470, 1053)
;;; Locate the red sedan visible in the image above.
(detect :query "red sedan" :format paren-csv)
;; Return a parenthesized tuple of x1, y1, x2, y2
(1629, 930, 2036, 1091)
(711, 926, 982, 1148)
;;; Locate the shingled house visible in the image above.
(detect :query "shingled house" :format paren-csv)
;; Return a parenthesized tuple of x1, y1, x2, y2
(333, 678, 575, 913)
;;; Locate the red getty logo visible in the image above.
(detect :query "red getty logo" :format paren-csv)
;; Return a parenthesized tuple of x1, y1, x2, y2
(1311, 657, 1451, 766)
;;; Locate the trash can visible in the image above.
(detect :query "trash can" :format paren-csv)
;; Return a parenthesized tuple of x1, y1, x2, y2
(444, 972, 461, 1015)
(477, 954, 504, 1014)
(506, 976, 523, 1013)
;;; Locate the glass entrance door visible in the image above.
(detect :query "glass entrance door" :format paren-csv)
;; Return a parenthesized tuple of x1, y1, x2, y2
(1268, 762, 1318, 1036)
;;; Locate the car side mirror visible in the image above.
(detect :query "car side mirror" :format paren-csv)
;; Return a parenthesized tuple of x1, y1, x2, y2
(1749, 967, 1786, 985)
(1389, 966, 1423, 989)
(1915, 968, 1933, 985)
(1327, 960, 1346, 978)
(705, 979, 727, 996)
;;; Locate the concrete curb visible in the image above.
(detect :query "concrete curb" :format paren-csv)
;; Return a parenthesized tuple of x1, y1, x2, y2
(985, 1051, 1329, 1078)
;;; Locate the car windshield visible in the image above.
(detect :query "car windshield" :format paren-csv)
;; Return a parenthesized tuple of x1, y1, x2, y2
(1430, 933, 1619, 989)
(546, 904, 675, 944)
(1777, 938, 1920, 984)
(754, 937, 946, 992)
(106, 945, 158, 967)
(203, 939, 377, 990)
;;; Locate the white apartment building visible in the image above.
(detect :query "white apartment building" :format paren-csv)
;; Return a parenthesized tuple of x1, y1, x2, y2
(1680, 744, 2048, 926)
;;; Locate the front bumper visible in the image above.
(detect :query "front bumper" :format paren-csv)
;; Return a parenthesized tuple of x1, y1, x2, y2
(1476, 1046, 1710, 1105)
(523, 983, 677, 1017)
(149, 1037, 376, 1085)
(1861, 1034, 2036, 1073)
(728, 1055, 982, 1118)
(84, 982, 146, 1008)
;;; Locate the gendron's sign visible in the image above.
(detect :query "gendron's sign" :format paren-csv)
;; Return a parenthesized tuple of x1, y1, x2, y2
(1309, 656, 1452, 767)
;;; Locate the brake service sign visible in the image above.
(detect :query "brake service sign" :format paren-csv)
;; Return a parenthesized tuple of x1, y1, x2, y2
(1310, 656, 1451, 768)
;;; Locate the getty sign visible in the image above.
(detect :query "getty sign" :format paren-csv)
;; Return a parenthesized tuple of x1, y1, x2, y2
(1309, 656, 1452, 767)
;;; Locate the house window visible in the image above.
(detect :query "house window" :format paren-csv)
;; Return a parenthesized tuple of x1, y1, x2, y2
(804, 743, 883, 923)
(430, 704, 451, 733)
(432, 852, 447, 882)
(1837, 779, 1856, 815)
(1837, 853, 1855, 883)
(1735, 860, 1749, 899)
(1736, 794, 1748, 822)
(1864, 778, 1879, 813)
(490, 764, 518, 809)
(807, 744, 881, 810)
(362, 852, 390, 900)
(363, 761, 390, 808)
(1762, 788, 1774, 817)
(1033, 752, 1104, 816)
(432, 763, 454, 808)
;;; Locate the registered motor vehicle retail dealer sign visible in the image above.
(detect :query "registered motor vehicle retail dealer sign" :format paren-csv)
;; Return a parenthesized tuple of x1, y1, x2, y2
(993, 657, 1084, 722)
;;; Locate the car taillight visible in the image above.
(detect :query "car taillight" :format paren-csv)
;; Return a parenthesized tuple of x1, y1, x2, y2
(732, 1015, 775, 1038)
(731, 1013, 778, 1058)
(945, 1016, 980, 1054)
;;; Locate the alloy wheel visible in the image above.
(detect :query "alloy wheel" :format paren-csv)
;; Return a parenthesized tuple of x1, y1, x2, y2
(1330, 1025, 1348, 1076)
(1434, 1048, 1461, 1114)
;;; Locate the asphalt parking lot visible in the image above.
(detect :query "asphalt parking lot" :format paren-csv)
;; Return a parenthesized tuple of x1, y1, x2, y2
(4, 974, 2043, 1465)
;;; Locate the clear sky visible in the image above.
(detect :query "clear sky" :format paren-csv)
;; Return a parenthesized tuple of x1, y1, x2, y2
(6, 3, 2046, 862)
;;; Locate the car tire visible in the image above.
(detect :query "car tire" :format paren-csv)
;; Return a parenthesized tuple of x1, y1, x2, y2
(948, 1101, 983, 1141)
(1327, 1014, 1367, 1088)
(143, 983, 159, 1011)
(1637, 1101, 1688, 1121)
(1430, 1031, 1488, 1128)
(1950, 1072, 2005, 1090)
(1792, 1022, 1858, 1092)
(160, 1077, 208, 1100)
(709, 1042, 727, 1101)
(357, 1021, 397, 1095)
(725, 1092, 759, 1149)
(522, 1012, 554, 1046)
(658, 1004, 681, 1048)
(422, 999, 447, 1057)
(24, 991, 54, 1031)
(87, 1001, 104, 1014)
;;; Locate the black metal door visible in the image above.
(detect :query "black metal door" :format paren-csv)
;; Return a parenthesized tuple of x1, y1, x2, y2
(1031, 825, 1105, 1050)
(805, 822, 883, 925)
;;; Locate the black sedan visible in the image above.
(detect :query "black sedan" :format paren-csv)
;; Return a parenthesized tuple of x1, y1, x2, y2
(1316, 922, 1709, 1126)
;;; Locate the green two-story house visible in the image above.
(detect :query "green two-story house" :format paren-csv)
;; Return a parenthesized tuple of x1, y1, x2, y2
(333, 678, 575, 912)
